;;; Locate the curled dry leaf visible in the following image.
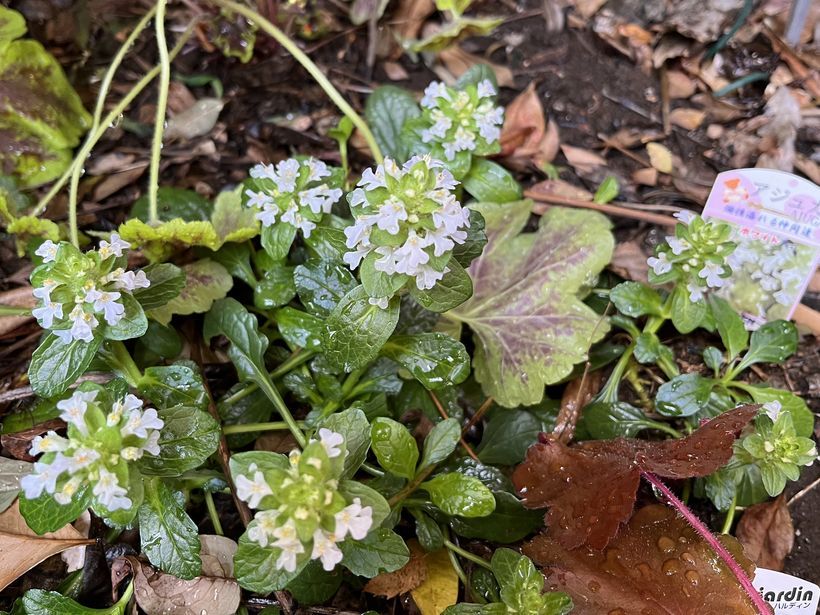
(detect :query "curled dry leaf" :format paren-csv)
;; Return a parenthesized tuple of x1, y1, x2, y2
(410, 547, 459, 615)
(0, 285, 34, 337)
(523, 504, 761, 614)
(560, 144, 607, 175)
(119, 551, 241, 615)
(646, 142, 674, 174)
(438, 46, 515, 88)
(735, 495, 794, 571)
(669, 108, 706, 130)
(499, 83, 559, 168)
(512, 405, 758, 550)
(0, 500, 93, 592)
(1, 418, 64, 461)
(609, 240, 650, 283)
(199, 534, 238, 577)
(529, 178, 593, 202)
(165, 98, 225, 141)
(364, 539, 427, 598)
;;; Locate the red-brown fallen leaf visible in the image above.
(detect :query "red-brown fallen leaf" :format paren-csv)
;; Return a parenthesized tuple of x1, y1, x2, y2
(523, 504, 762, 615)
(512, 405, 758, 550)
(1, 419, 65, 462)
(735, 495, 794, 571)
(499, 83, 559, 168)
(365, 539, 427, 598)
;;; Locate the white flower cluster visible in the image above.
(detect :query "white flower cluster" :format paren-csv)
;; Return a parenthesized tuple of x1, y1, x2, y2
(647, 211, 735, 302)
(418, 80, 504, 161)
(243, 158, 343, 238)
(344, 156, 470, 296)
(235, 429, 373, 573)
(21, 389, 163, 512)
(31, 235, 150, 343)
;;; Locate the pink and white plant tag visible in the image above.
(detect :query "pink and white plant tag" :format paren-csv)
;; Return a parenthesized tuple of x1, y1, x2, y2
(702, 169, 820, 329)
(754, 568, 820, 614)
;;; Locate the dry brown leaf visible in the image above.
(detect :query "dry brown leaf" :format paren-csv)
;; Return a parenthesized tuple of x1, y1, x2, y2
(391, 0, 435, 43)
(735, 495, 794, 571)
(255, 430, 299, 453)
(383, 61, 409, 81)
(91, 164, 149, 201)
(573, 0, 608, 20)
(669, 108, 706, 130)
(524, 505, 761, 614)
(499, 83, 559, 168)
(165, 98, 225, 141)
(667, 69, 697, 99)
(0, 500, 93, 592)
(410, 547, 459, 615)
(632, 167, 658, 186)
(365, 539, 426, 598)
(0, 286, 34, 337)
(646, 142, 673, 174)
(1, 419, 65, 461)
(610, 240, 650, 282)
(167, 81, 197, 114)
(560, 144, 606, 175)
(438, 46, 515, 88)
(529, 179, 593, 201)
(199, 535, 237, 577)
(121, 554, 241, 615)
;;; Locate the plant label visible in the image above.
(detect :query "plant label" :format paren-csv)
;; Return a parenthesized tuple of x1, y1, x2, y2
(754, 568, 820, 614)
(703, 169, 820, 329)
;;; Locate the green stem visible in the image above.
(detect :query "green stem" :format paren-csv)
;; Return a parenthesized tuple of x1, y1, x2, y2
(0, 305, 31, 317)
(443, 539, 492, 570)
(220, 350, 315, 406)
(204, 491, 224, 536)
(721, 492, 738, 534)
(388, 463, 437, 508)
(256, 374, 307, 448)
(208, 0, 384, 163)
(148, 0, 171, 225)
(320, 367, 364, 418)
(100, 341, 142, 387)
(447, 546, 468, 587)
(360, 462, 384, 477)
(222, 420, 301, 435)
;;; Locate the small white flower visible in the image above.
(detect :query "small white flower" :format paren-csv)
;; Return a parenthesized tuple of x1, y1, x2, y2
(93, 467, 132, 511)
(57, 390, 98, 434)
(359, 166, 386, 191)
(368, 296, 389, 309)
(275, 159, 301, 193)
(32, 301, 64, 328)
(256, 203, 279, 227)
(432, 199, 470, 234)
(343, 243, 371, 270)
(299, 186, 342, 215)
(30, 431, 70, 456)
(120, 447, 142, 461)
(114, 270, 150, 291)
(373, 246, 398, 275)
(65, 304, 102, 344)
(333, 497, 373, 541)
(687, 281, 704, 302)
(393, 229, 430, 275)
(250, 162, 278, 182)
(21, 461, 65, 499)
(344, 219, 373, 249)
(476, 79, 496, 98)
(666, 236, 690, 256)
(281, 206, 317, 237)
(415, 265, 446, 290)
(141, 430, 161, 456)
(54, 476, 82, 505)
(35, 240, 59, 263)
(109, 394, 142, 427)
(762, 401, 782, 422)
(33, 278, 60, 303)
(273, 521, 304, 572)
(647, 252, 673, 276)
(348, 187, 368, 208)
(673, 210, 696, 224)
(311, 529, 343, 571)
(773, 289, 793, 306)
(121, 406, 164, 439)
(435, 169, 459, 192)
(248, 510, 280, 547)
(84, 289, 125, 325)
(64, 447, 101, 474)
(425, 226, 455, 258)
(698, 262, 725, 288)
(317, 429, 344, 459)
(98, 233, 130, 259)
(235, 470, 274, 508)
(376, 199, 408, 235)
(420, 81, 450, 108)
(246, 189, 274, 210)
(306, 158, 330, 182)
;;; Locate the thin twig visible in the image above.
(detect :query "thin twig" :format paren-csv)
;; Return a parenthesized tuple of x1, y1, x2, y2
(788, 476, 820, 508)
(462, 396, 494, 436)
(428, 390, 479, 461)
(525, 189, 679, 226)
(0, 373, 113, 404)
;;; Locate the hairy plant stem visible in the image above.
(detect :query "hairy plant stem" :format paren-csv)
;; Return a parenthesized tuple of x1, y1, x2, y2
(207, 0, 384, 163)
(99, 341, 142, 387)
(443, 539, 492, 571)
(721, 492, 739, 534)
(642, 472, 771, 615)
(204, 490, 224, 536)
(222, 420, 304, 435)
(148, 0, 171, 225)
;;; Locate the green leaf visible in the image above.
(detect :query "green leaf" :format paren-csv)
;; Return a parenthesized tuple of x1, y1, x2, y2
(419, 418, 460, 470)
(219, 386, 271, 447)
(633, 332, 673, 366)
(365, 86, 421, 161)
(708, 295, 748, 361)
(304, 223, 348, 262)
(204, 297, 268, 381)
(137, 364, 208, 412)
(610, 282, 663, 318)
(410, 16, 504, 53)
(360, 253, 409, 299)
(381, 333, 470, 390)
(322, 286, 400, 372)
(254, 263, 296, 309)
(138, 479, 201, 579)
(0, 7, 26, 42)
(450, 491, 542, 543)
(338, 480, 391, 528)
(132, 187, 211, 222)
(702, 346, 724, 372)
(477, 409, 545, 465)
(132, 263, 185, 310)
(134, 321, 182, 363)
(451, 209, 486, 269)
(593, 176, 619, 204)
(655, 373, 714, 417)
(669, 284, 706, 334)
(19, 589, 127, 615)
(581, 401, 660, 438)
(149, 259, 233, 326)
(104, 293, 148, 341)
(412, 509, 444, 551)
(0, 38, 91, 187)
(138, 405, 220, 476)
(737, 385, 814, 438)
(275, 307, 324, 350)
(736, 320, 797, 372)
(212, 242, 257, 287)
(321, 408, 371, 478)
(370, 417, 418, 479)
(235, 530, 308, 592)
(450, 202, 613, 407)
(462, 159, 522, 203)
(260, 223, 297, 261)
(286, 560, 343, 605)
(422, 473, 496, 518)
(442, 604, 507, 615)
(339, 527, 409, 577)
(28, 334, 101, 397)
(454, 63, 497, 89)
(230, 451, 289, 479)
(19, 485, 91, 535)
(409, 259, 473, 313)
(491, 549, 572, 614)
(211, 185, 259, 243)
(294, 259, 357, 317)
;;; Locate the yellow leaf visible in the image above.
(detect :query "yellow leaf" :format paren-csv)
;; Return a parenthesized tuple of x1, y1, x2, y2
(410, 548, 459, 615)
(646, 142, 673, 174)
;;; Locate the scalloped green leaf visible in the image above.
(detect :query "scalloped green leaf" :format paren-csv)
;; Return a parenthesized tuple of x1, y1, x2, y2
(149, 259, 232, 325)
(449, 202, 614, 407)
